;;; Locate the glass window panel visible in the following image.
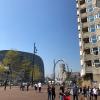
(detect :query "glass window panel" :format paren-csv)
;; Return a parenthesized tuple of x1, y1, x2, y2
(86, 0, 92, 3)
(89, 25, 95, 32)
(91, 35, 97, 43)
(94, 59, 100, 68)
(97, 24, 100, 29)
(87, 5, 93, 12)
(97, 13, 100, 18)
(98, 36, 100, 40)
(88, 16, 94, 22)
(93, 47, 98, 55)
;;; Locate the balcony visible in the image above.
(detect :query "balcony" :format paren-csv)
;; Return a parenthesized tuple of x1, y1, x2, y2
(80, 0, 85, 5)
(82, 22, 88, 28)
(82, 27, 88, 33)
(77, 10, 79, 16)
(80, 13, 87, 18)
(80, 3, 86, 9)
(84, 49, 90, 54)
(83, 37, 89, 43)
(79, 33, 81, 38)
(84, 43, 91, 49)
(81, 17, 87, 23)
(85, 61, 92, 70)
(84, 54, 93, 61)
(76, 3, 79, 9)
(85, 67, 93, 73)
(82, 32, 90, 38)
(80, 8, 86, 14)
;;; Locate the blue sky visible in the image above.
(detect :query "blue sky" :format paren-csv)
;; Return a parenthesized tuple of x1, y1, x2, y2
(0, 0, 80, 76)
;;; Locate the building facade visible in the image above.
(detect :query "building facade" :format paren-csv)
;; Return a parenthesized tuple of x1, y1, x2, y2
(76, 0, 100, 86)
(0, 50, 45, 82)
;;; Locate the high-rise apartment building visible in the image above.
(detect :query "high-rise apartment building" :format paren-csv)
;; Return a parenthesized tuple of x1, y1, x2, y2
(76, 0, 100, 86)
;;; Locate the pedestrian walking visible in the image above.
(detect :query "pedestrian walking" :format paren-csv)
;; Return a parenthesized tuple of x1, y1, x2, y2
(38, 81, 42, 92)
(60, 84, 65, 93)
(63, 88, 70, 100)
(9, 81, 12, 89)
(4, 80, 7, 91)
(93, 87, 98, 100)
(83, 86, 87, 100)
(26, 82, 30, 91)
(34, 83, 38, 91)
(59, 90, 64, 100)
(52, 85, 56, 100)
(73, 85, 79, 100)
(47, 85, 52, 100)
(90, 88, 93, 100)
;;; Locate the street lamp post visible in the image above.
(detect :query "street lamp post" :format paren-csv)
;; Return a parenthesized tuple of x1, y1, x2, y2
(32, 43, 37, 86)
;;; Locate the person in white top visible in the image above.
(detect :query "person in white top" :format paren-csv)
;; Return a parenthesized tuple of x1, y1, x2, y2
(93, 87, 98, 100)
(34, 83, 38, 91)
(38, 82, 42, 92)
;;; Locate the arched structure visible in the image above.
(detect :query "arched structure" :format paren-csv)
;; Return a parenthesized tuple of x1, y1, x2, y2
(0, 50, 45, 82)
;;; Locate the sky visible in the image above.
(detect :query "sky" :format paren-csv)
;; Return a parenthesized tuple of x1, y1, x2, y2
(0, 0, 80, 76)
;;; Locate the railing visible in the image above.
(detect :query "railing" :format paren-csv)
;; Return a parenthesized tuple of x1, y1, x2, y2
(85, 66, 93, 73)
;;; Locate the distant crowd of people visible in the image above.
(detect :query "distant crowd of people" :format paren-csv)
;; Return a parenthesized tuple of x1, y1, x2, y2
(59, 84, 100, 100)
(20, 81, 42, 92)
(47, 83, 100, 100)
(78, 86, 100, 100)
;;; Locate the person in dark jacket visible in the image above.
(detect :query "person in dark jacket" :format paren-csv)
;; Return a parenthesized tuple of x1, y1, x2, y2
(60, 84, 65, 93)
(4, 80, 8, 91)
(26, 82, 30, 91)
(52, 85, 56, 100)
(73, 85, 79, 100)
(47, 85, 52, 100)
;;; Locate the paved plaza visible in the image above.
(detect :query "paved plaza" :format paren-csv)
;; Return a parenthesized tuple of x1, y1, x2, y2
(0, 85, 100, 100)
(0, 86, 46, 100)
(0, 85, 60, 100)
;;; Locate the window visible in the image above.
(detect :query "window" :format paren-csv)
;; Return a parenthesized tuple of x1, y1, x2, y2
(85, 60, 92, 67)
(86, 5, 93, 13)
(94, 59, 100, 68)
(98, 35, 100, 41)
(96, 24, 100, 29)
(97, 13, 100, 18)
(92, 47, 98, 55)
(83, 38, 89, 43)
(86, 0, 92, 3)
(84, 49, 90, 54)
(88, 16, 94, 22)
(89, 25, 96, 32)
(90, 35, 97, 43)
(96, 0, 100, 8)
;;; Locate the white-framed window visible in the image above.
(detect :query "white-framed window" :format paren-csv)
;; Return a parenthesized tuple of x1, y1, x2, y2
(95, 13, 100, 18)
(86, 5, 93, 13)
(98, 35, 100, 41)
(88, 25, 96, 32)
(88, 15, 94, 22)
(92, 47, 99, 55)
(97, 12, 100, 18)
(94, 59, 100, 68)
(96, 24, 100, 29)
(90, 35, 97, 43)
